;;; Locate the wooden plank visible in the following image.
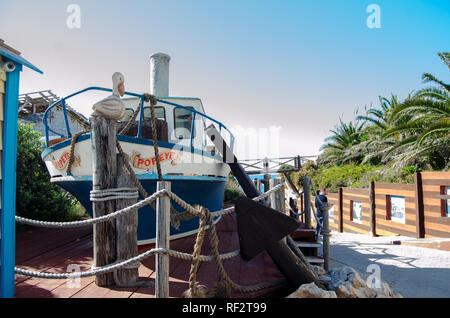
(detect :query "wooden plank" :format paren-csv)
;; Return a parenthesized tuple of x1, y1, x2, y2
(342, 188, 369, 195)
(421, 172, 450, 180)
(422, 179, 450, 186)
(114, 155, 138, 285)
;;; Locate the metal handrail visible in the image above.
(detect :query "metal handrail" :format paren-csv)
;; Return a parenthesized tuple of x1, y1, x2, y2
(43, 86, 235, 150)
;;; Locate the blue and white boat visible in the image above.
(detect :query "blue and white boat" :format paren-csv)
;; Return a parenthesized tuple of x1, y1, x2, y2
(41, 53, 234, 245)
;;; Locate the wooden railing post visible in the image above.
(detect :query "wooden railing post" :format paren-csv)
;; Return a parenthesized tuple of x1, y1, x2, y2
(369, 181, 376, 237)
(303, 177, 311, 229)
(322, 205, 330, 271)
(91, 115, 118, 286)
(270, 178, 286, 242)
(414, 172, 425, 238)
(155, 181, 171, 298)
(338, 187, 343, 233)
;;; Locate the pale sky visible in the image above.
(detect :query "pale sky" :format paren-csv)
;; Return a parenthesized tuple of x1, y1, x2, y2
(1, 0, 449, 159)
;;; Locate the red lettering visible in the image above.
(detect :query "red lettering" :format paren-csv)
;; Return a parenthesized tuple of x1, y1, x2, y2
(137, 158, 144, 167)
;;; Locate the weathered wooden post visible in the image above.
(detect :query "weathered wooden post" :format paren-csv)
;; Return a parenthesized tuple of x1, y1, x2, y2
(369, 181, 376, 237)
(322, 204, 330, 271)
(254, 178, 262, 194)
(155, 181, 171, 298)
(303, 177, 311, 229)
(115, 154, 139, 284)
(91, 115, 117, 286)
(269, 178, 285, 214)
(270, 178, 286, 243)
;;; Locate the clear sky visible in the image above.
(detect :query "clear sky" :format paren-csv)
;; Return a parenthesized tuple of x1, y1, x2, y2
(1, 0, 449, 159)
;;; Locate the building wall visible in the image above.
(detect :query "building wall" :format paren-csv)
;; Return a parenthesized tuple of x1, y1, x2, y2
(0, 56, 4, 215)
(20, 109, 86, 139)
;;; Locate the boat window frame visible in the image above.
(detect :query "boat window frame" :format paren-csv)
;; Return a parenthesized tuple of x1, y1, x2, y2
(119, 108, 135, 123)
(173, 106, 196, 139)
(143, 106, 166, 122)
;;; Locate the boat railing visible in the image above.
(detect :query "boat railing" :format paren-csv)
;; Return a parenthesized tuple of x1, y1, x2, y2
(43, 87, 235, 153)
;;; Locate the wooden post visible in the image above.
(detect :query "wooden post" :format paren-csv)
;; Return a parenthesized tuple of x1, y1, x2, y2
(254, 178, 262, 194)
(414, 172, 425, 238)
(115, 154, 139, 284)
(322, 205, 330, 271)
(155, 181, 171, 298)
(303, 177, 311, 229)
(369, 181, 376, 237)
(91, 115, 117, 286)
(300, 193, 304, 223)
(270, 178, 286, 243)
(269, 178, 285, 214)
(338, 187, 343, 233)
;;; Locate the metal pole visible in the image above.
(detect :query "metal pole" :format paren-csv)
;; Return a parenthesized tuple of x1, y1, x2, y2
(155, 181, 171, 298)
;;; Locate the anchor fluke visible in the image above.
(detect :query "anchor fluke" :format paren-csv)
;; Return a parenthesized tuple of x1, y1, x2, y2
(235, 196, 300, 261)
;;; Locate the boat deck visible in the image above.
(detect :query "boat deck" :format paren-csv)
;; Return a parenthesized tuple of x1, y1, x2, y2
(14, 212, 291, 298)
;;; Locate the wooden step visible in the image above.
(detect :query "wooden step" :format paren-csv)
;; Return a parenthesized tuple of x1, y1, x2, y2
(296, 242, 321, 248)
(306, 256, 324, 264)
(290, 228, 315, 240)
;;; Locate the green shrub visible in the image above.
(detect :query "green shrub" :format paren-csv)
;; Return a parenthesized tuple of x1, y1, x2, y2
(16, 122, 87, 231)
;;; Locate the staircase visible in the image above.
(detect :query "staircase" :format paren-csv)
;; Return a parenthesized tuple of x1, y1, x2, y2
(290, 227, 324, 266)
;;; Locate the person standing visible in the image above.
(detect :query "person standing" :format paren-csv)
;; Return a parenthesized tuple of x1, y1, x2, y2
(315, 187, 329, 241)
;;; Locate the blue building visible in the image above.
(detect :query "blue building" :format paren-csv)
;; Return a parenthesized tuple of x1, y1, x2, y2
(0, 39, 42, 298)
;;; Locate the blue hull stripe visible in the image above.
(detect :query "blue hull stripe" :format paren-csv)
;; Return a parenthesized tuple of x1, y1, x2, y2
(54, 178, 227, 243)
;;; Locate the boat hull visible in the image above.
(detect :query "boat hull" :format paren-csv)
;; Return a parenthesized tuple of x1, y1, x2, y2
(53, 175, 226, 245)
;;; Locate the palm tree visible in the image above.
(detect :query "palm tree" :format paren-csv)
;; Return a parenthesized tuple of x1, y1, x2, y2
(383, 52, 450, 170)
(318, 119, 365, 166)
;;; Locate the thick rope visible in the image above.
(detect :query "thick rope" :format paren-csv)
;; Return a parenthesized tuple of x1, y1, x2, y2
(90, 187, 139, 202)
(15, 248, 241, 279)
(119, 100, 141, 135)
(15, 183, 285, 228)
(148, 94, 163, 181)
(187, 206, 209, 297)
(66, 129, 90, 175)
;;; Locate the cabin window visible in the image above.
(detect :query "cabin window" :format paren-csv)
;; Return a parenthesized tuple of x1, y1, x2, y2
(119, 108, 135, 122)
(387, 195, 406, 224)
(174, 107, 195, 139)
(350, 200, 362, 224)
(143, 106, 166, 121)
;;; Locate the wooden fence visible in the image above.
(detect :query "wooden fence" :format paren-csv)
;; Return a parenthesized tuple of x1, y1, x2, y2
(306, 171, 450, 238)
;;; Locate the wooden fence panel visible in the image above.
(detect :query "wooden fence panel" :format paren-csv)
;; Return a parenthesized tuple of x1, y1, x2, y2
(421, 172, 450, 238)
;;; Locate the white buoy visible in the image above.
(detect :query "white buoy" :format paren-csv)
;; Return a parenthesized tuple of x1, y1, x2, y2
(150, 53, 170, 97)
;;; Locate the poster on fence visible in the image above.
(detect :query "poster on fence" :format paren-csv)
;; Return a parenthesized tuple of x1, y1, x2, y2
(390, 196, 406, 224)
(352, 201, 362, 224)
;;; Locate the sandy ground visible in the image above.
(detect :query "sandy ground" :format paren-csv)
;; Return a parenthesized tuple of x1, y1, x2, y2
(320, 232, 450, 298)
